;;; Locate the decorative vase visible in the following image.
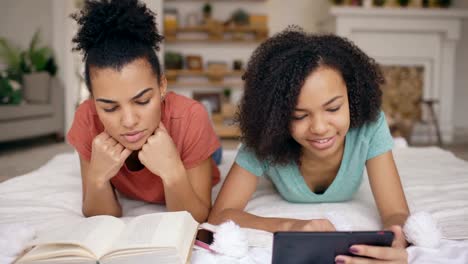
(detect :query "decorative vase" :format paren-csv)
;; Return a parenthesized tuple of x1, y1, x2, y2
(23, 72, 50, 103)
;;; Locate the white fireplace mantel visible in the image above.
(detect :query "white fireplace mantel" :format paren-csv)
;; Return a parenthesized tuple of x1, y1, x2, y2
(324, 7, 468, 143)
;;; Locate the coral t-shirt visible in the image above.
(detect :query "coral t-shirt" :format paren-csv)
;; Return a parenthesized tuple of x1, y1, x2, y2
(67, 92, 221, 204)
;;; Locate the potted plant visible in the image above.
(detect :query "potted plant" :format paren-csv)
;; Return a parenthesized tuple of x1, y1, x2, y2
(202, 2, 212, 22)
(164, 51, 183, 81)
(164, 51, 183, 70)
(232, 9, 249, 26)
(0, 71, 22, 104)
(222, 87, 232, 103)
(398, 0, 410, 7)
(21, 30, 57, 104)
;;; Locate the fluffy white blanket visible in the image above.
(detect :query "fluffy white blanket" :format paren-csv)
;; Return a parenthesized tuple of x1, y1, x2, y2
(0, 147, 467, 263)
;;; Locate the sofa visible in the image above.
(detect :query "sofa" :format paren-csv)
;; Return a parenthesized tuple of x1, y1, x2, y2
(0, 78, 64, 143)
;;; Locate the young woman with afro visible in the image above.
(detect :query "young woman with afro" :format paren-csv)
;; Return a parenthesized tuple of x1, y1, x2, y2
(67, 0, 221, 223)
(209, 27, 410, 263)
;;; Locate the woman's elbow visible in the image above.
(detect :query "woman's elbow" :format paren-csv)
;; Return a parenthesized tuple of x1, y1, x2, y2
(82, 207, 122, 218)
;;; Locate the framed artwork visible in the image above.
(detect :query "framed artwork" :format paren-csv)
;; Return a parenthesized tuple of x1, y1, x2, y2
(186, 55, 203, 71)
(193, 92, 222, 113)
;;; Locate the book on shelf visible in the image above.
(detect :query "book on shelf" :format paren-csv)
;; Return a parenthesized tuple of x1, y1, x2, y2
(15, 211, 198, 264)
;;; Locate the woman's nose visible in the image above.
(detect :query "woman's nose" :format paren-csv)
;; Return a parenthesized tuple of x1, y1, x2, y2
(309, 115, 328, 135)
(121, 108, 138, 128)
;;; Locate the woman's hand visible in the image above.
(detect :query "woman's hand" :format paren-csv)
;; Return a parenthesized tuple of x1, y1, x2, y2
(334, 225, 408, 264)
(138, 123, 184, 183)
(89, 132, 132, 186)
(283, 219, 336, 232)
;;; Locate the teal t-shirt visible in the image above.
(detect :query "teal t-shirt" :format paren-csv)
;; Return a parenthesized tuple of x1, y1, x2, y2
(235, 111, 394, 203)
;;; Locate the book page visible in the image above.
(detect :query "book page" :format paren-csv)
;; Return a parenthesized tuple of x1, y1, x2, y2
(16, 244, 94, 263)
(105, 211, 198, 257)
(101, 249, 180, 264)
(178, 213, 199, 263)
(27, 215, 125, 259)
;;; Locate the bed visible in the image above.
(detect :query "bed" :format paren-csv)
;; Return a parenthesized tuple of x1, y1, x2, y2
(1, 146, 468, 263)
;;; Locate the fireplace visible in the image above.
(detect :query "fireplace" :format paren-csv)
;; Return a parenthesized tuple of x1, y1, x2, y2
(324, 7, 468, 144)
(381, 65, 423, 142)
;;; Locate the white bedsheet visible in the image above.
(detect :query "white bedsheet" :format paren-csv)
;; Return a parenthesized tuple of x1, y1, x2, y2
(0, 147, 467, 263)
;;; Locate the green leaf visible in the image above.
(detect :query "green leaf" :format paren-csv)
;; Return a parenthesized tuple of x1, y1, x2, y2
(29, 30, 41, 56)
(0, 38, 21, 74)
(30, 47, 51, 71)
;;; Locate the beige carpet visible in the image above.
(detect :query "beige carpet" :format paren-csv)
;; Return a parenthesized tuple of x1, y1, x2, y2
(0, 136, 73, 182)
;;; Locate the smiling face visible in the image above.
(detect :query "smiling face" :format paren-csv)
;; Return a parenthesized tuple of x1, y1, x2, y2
(290, 66, 350, 160)
(90, 58, 166, 151)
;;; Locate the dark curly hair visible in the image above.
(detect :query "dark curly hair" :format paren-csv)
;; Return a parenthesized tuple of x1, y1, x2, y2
(238, 26, 384, 165)
(71, 0, 164, 92)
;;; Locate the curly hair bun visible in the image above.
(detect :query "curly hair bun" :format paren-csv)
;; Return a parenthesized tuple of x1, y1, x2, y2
(71, 0, 163, 56)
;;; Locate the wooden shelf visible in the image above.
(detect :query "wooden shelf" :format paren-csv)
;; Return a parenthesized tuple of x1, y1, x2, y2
(166, 70, 244, 87)
(165, 25, 268, 43)
(166, 69, 243, 77)
(223, 25, 267, 33)
(213, 123, 241, 138)
(167, 81, 243, 88)
(165, 37, 265, 44)
(176, 25, 267, 33)
(176, 26, 208, 33)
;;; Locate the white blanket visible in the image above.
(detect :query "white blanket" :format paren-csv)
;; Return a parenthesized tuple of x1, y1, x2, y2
(234, 147, 468, 239)
(0, 147, 468, 263)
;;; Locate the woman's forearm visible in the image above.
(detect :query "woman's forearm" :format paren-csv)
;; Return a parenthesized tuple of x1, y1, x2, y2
(82, 176, 122, 217)
(162, 166, 210, 223)
(383, 213, 409, 229)
(208, 208, 302, 233)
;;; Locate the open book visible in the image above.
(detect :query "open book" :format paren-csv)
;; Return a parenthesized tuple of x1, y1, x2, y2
(15, 211, 198, 264)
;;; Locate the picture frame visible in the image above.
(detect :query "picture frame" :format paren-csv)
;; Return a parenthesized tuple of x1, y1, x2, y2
(193, 92, 222, 113)
(186, 55, 203, 71)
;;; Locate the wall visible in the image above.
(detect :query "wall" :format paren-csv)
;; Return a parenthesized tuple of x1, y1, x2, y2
(0, 0, 53, 54)
(267, 0, 331, 34)
(453, 0, 468, 140)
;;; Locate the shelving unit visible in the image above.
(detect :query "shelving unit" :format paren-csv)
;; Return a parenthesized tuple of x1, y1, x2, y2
(162, 0, 268, 138)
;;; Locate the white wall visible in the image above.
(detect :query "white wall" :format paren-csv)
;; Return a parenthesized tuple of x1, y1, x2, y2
(267, 0, 331, 34)
(0, 0, 53, 50)
(453, 0, 468, 139)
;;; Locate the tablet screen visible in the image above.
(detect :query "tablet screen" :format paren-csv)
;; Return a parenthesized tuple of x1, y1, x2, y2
(272, 231, 394, 264)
